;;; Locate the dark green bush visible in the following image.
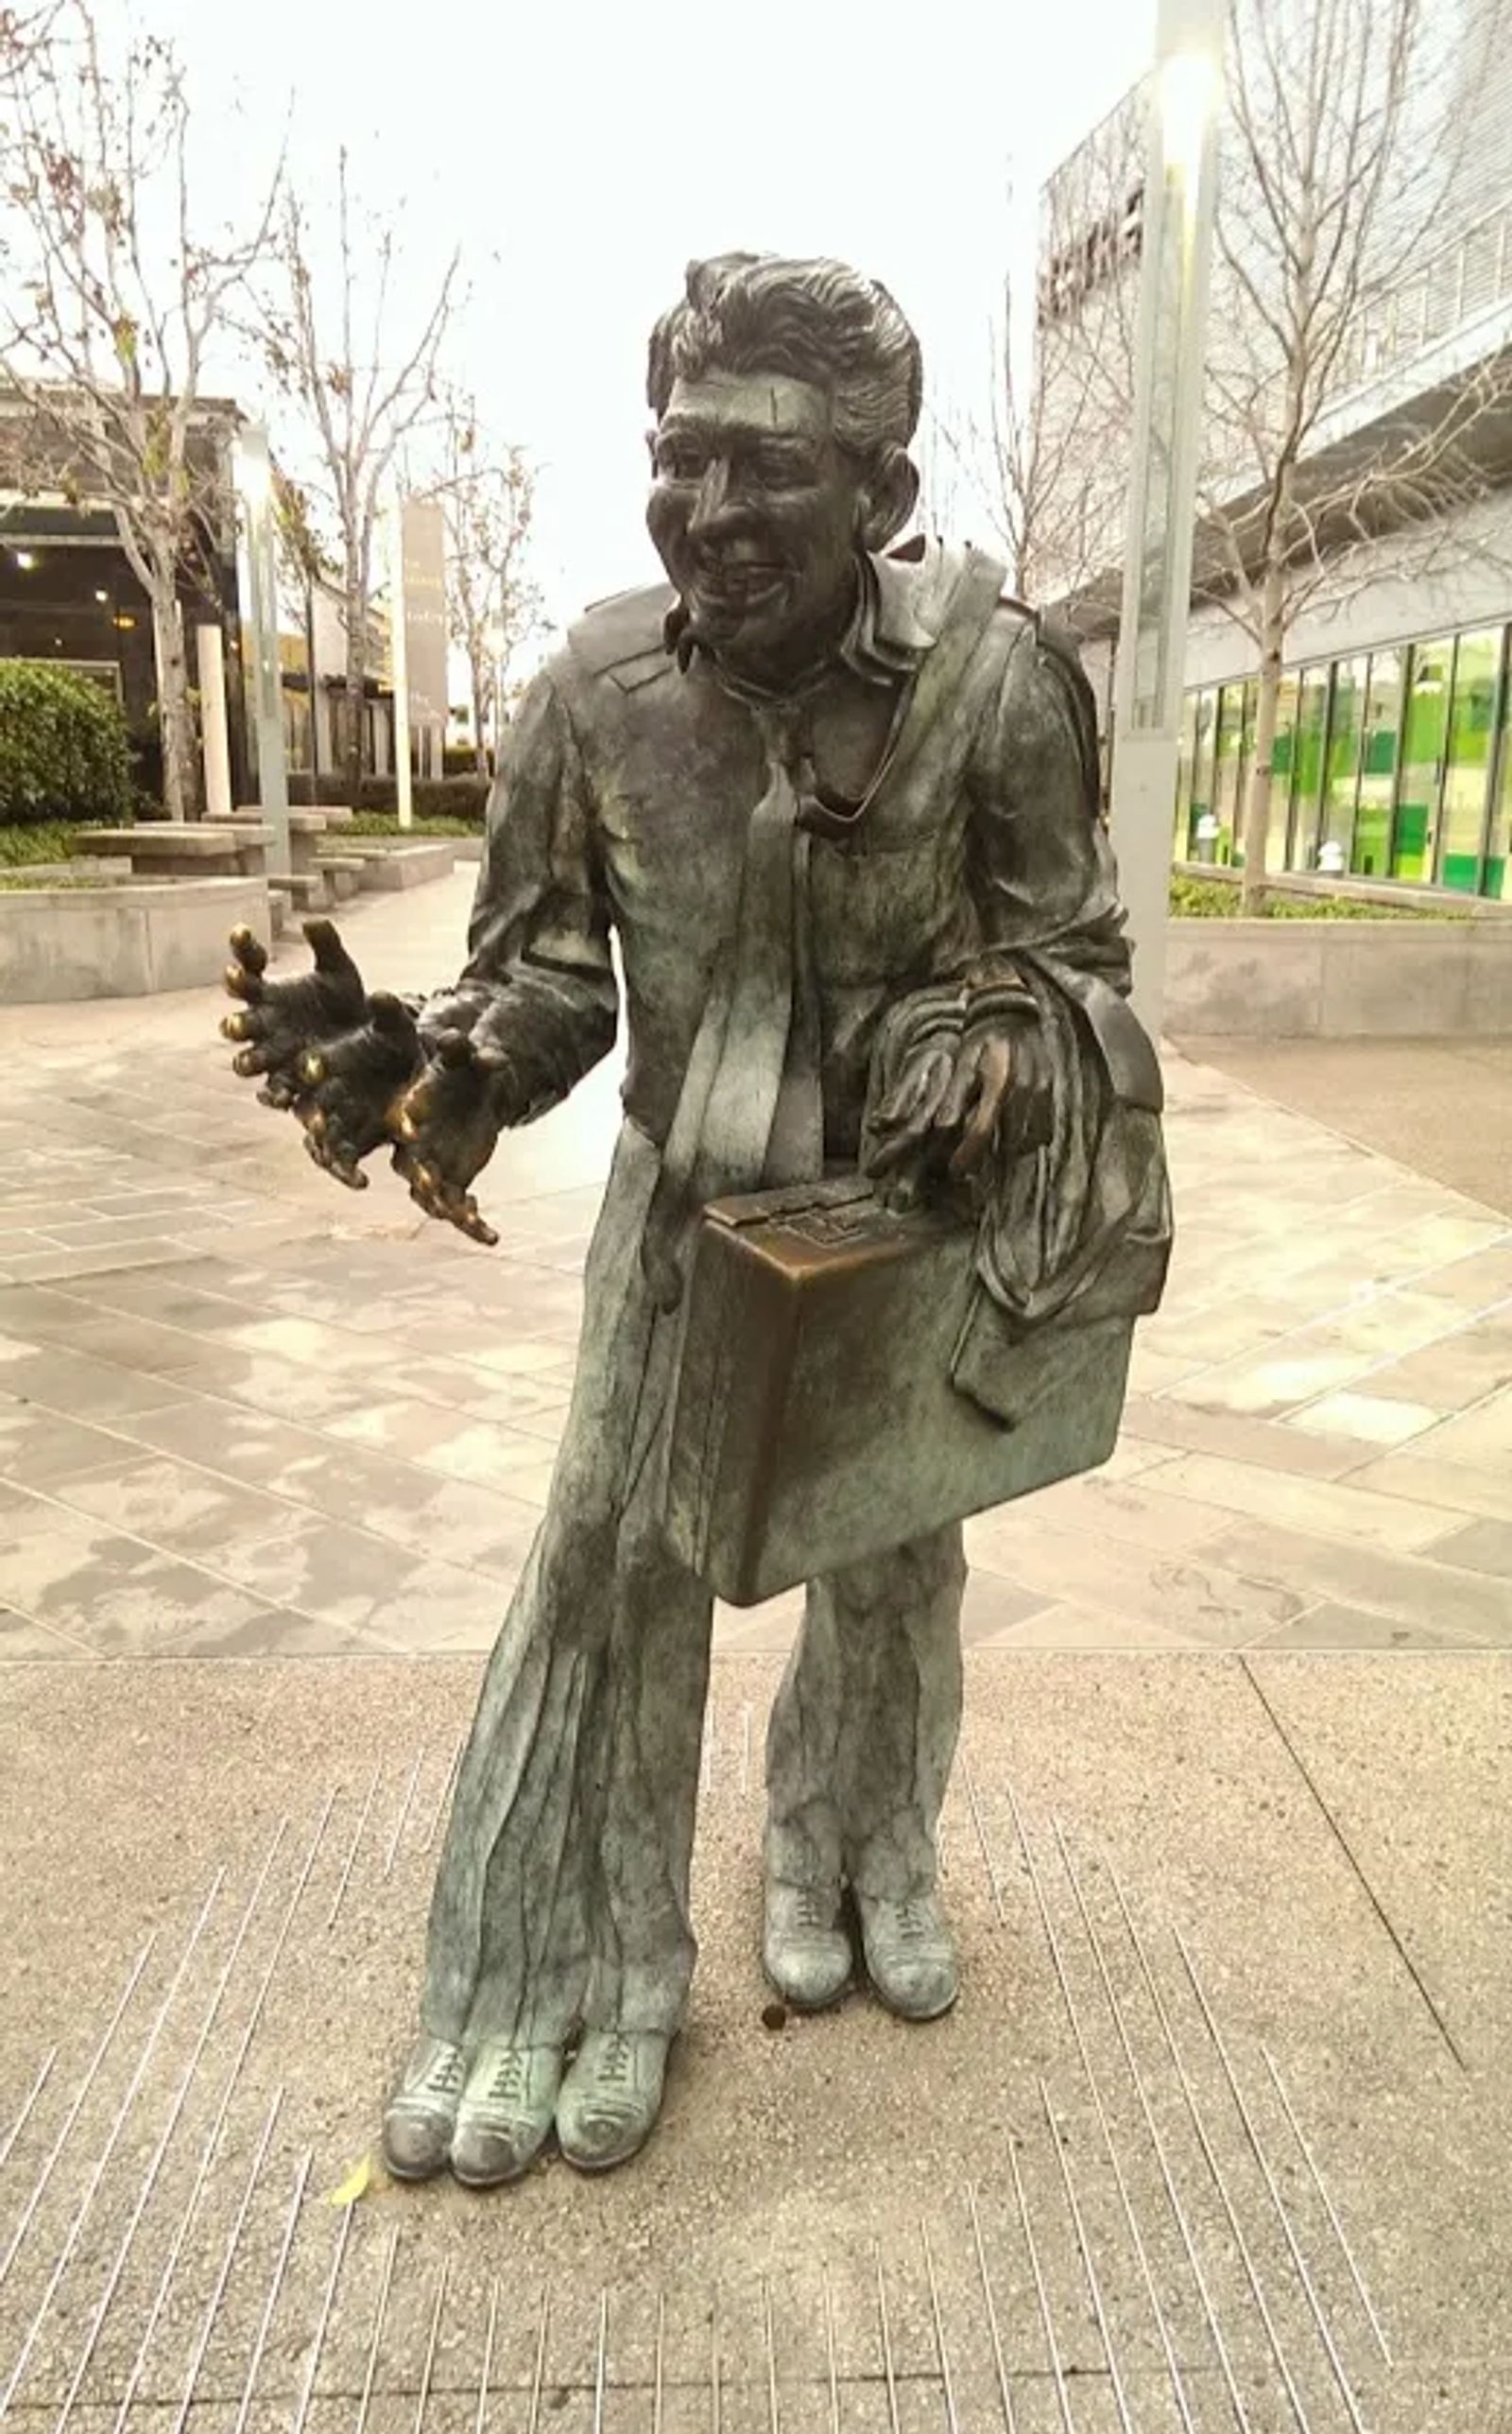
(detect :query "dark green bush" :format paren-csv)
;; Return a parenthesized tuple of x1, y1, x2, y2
(0, 664, 132, 825)
(289, 771, 490, 821)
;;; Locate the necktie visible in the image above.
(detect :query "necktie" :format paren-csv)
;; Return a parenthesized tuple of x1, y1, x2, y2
(641, 701, 825, 1310)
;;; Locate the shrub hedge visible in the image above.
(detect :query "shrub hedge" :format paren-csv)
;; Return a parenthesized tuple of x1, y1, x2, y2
(0, 664, 133, 825)
(288, 771, 490, 821)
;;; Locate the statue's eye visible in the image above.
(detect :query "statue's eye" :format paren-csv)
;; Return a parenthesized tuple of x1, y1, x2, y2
(752, 445, 806, 485)
(657, 438, 706, 480)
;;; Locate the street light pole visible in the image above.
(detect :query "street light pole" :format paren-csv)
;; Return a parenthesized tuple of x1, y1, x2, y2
(1110, 0, 1224, 1040)
(234, 423, 293, 881)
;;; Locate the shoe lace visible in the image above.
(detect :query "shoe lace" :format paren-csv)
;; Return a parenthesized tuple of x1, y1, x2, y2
(794, 1886, 831, 1930)
(421, 2046, 465, 2098)
(487, 2047, 527, 2104)
(597, 2032, 634, 2088)
(892, 1898, 933, 1944)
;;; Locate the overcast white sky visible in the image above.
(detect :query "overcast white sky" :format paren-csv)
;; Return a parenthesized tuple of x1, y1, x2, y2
(154, 0, 1153, 630)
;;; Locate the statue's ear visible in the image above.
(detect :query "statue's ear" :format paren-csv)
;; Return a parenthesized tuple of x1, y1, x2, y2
(858, 447, 919, 552)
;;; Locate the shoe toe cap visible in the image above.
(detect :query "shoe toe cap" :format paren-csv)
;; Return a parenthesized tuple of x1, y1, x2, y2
(765, 1934, 851, 2011)
(382, 2107, 453, 2181)
(871, 1954, 957, 2021)
(557, 2099, 648, 2171)
(450, 2115, 547, 2187)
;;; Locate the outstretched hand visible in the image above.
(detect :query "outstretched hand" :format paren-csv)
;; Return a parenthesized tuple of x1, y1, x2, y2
(220, 919, 423, 1190)
(388, 1028, 510, 1246)
(219, 923, 512, 1240)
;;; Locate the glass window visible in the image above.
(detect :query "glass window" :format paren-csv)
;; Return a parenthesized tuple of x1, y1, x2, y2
(1461, 221, 1499, 321)
(1438, 626, 1501, 891)
(1266, 672, 1300, 871)
(1211, 683, 1245, 861)
(1353, 650, 1402, 877)
(1174, 690, 1199, 857)
(1320, 655, 1366, 869)
(1188, 685, 1219, 853)
(1227, 678, 1258, 866)
(1395, 637, 1452, 881)
(1484, 629, 1512, 903)
(1290, 666, 1330, 870)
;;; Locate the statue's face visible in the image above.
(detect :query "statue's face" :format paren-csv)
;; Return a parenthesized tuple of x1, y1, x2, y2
(646, 370, 868, 677)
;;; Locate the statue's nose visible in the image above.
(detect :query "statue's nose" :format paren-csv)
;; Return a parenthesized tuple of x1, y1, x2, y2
(687, 457, 735, 536)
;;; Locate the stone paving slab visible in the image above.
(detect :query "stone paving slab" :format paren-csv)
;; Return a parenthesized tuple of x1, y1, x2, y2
(1, 872, 1510, 1669)
(2, 1652, 1509, 2431)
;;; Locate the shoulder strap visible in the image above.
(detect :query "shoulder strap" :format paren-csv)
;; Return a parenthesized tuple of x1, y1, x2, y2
(865, 544, 1009, 810)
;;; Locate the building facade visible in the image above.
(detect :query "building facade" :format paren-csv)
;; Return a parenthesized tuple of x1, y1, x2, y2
(0, 391, 251, 805)
(1030, 0, 1512, 902)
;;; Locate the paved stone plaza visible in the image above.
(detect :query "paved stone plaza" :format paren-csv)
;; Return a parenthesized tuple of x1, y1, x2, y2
(2, 872, 1511, 2430)
(1, 873, 1509, 1662)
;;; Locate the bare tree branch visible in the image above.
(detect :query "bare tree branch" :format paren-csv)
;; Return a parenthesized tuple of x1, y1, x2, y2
(253, 156, 459, 799)
(0, 0, 282, 817)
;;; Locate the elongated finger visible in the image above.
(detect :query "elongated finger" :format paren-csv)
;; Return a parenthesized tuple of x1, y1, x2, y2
(303, 917, 362, 991)
(873, 1048, 952, 1135)
(259, 1075, 301, 1111)
(435, 1027, 474, 1070)
(223, 959, 265, 1004)
(220, 1007, 266, 1045)
(303, 1128, 369, 1190)
(228, 926, 267, 977)
(948, 1039, 1013, 1181)
(232, 1044, 275, 1079)
(936, 1041, 986, 1136)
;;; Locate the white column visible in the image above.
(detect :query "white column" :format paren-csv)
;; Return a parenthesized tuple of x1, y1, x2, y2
(233, 424, 292, 877)
(387, 496, 414, 831)
(1109, 0, 1224, 1041)
(196, 624, 233, 820)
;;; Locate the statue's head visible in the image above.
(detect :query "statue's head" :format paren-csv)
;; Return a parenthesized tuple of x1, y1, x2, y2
(646, 253, 922, 681)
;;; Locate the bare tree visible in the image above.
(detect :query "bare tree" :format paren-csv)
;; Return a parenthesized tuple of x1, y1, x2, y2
(434, 391, 544, 774)
(260, 153, 457, 800)
(0, 0, 280, 819)
(1201, 0, 1512, 906)
(929, 129, 1141, 619)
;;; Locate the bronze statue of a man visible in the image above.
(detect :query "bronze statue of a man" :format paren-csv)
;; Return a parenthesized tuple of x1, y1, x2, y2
(221, 253, 1168, 2187)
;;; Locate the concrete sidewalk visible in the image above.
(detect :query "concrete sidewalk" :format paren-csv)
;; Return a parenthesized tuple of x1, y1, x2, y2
(1, 870, 1509, 1662)
(3, 874, 1511, 2428)
(1, 1652, 1507, 2432)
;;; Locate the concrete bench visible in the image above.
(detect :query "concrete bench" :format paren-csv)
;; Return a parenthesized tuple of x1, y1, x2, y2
(315, 854, 367, 903)
(70, 822, 271, 880)
(218, 806, 334, 876)
(348, 840, 456, 890)
(267, 868, 333, 915)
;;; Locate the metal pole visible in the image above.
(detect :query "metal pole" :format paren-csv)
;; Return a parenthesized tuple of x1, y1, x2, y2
(388, 496, 415, 832)
(234, 425, 293, 881)
(1109, 0, 1224, 1039)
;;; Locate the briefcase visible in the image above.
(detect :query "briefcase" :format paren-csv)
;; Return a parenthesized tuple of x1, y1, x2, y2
(662, 1176, 1135, 1606)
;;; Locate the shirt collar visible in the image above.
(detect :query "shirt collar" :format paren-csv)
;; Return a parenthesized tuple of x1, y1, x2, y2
(663, 540, 947, 694)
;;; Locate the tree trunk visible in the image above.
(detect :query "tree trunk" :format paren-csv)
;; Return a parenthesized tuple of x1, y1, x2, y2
(472, 650, 490, 776)
(1239, 556, 1287, 913)
(343, 570, 368, 803)
(149, 580, 197, 823)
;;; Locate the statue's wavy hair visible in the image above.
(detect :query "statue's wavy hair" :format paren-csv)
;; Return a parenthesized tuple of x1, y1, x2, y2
(646, 254, 923, 486)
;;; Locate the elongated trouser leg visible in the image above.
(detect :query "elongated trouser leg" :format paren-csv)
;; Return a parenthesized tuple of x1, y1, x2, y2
(765, 1525, 966, 1900)
(421, 1123, 712, 2052)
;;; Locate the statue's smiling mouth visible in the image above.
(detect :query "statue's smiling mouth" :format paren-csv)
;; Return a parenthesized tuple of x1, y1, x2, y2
(691, 560, 788, 610)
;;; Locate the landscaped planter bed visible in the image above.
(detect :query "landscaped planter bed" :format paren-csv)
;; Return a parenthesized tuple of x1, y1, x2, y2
(1166, 916, 1512, 1037)
(0, 872, 269, 1003)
